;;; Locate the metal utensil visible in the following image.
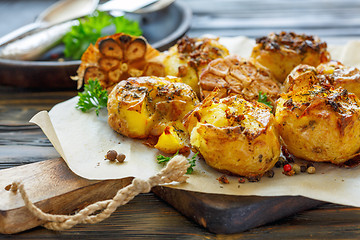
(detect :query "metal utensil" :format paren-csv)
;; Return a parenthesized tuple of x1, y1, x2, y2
(0, 0, 176, 61)
(0, 0, 99, 47)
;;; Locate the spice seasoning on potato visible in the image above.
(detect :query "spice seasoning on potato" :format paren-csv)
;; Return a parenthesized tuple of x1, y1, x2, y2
(183, 91, 281, 179)
(275, 85, 360, 165)
(251, 31, 330, 83)
(162, 36, 229, 96)
(107, 76, 199, 154)
(283, 61, 360, 98)
(316, 61, 360, 99)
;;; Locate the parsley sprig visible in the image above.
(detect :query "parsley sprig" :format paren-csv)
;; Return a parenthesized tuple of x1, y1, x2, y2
(157, 152, 199, 174)
(258, 91, 273, 110)
(76, 79, 108, 116)
(62, 11, 142, 60)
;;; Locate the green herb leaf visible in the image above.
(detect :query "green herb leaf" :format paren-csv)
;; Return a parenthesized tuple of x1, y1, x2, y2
(258, 91, 273, 110)
(156, 151, 198, 174)
(62, 11, 142, 60)
(156, 154, 172, 164)
(186, 152, 199, 174)
(76, 79, 108, 116)
(112, 16, 142, 36)
(156, 150, 178, 164)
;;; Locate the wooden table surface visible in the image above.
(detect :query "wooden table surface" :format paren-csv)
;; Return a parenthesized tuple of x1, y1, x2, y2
(1, 0, 360, 239)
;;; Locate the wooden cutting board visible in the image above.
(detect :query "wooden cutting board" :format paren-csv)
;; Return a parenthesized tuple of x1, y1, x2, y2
(0, 158, 324, 234)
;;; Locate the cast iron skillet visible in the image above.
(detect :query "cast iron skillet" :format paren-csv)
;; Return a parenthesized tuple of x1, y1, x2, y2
(0, 1, 191, 90)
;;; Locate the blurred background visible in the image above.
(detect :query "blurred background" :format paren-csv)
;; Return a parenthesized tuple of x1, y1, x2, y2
(1, 0, 360, 45)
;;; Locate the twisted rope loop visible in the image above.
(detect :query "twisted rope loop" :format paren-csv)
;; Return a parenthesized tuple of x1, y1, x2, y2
(10, 155, 189, 231)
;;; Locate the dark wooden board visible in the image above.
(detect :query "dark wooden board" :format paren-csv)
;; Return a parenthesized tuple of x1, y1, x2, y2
(152, 187, 324, 234)
(0, 157, 325, 234)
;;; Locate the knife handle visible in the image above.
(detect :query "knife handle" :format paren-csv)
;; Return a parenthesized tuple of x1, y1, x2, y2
(0, 22, 43, 47)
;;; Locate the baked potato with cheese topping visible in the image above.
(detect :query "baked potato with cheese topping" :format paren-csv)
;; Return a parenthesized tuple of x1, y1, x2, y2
(162, 36, 230, 96)
(76, 33, 165, 91)
(199, 55, 280, 106)
(251, 31, 330, 83)
(275, 85, 360, 164)
(184, 92, 281, 178)
(107, 76, 199, 153)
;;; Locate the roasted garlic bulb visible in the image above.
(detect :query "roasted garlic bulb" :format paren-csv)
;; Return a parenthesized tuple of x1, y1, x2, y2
(162, 36, 229, 96)
(107, 76, 199, 153)
(76, 33, 165, 91)
(275, 85, 360, 165)
(184, 92, 281, 178)
(199, 55, 280, 106)
(251, 31, 330, 83)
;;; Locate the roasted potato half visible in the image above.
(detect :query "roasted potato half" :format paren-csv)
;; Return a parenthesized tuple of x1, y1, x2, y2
(184, 92, 281, 178)
(282, 64, 319, 93)
(107, 76, 199, 153)
(162, 36, 229, 96)
(251, 31, 330, 83)
(199, 55, 280, 106)
(275, 85, 360, 165)
(317, 61, 360, 99)
(283, 61, 360, 100)
(76, 33, 165, 91)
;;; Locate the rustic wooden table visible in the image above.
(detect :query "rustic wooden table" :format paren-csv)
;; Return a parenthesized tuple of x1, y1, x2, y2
(1, 0, 360, 239)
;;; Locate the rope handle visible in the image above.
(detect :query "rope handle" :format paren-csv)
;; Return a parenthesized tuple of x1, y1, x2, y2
(9, 155, 189, 231)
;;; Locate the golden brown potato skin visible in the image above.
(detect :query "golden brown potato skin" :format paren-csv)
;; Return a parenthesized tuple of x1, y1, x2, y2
(282, 64, 319, 93)
(199, 55, 280, 106)
(317, 61, 360, 99)
(275, 85, 360, 164)
(284, 61, 360, 100)
(162, 36, 229, 96)
(184, 93, 280, 178)
(251, 32, 330, 83)
(76, 33, 165, 91)
(107, 76, 199, 139)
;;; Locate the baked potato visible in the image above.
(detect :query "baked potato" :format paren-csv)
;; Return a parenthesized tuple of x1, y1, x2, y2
(251, 31, 330, 83)
(107, 76, 199, 153)
(199, 55, 280, 106)
(283, 61, 360, 99)
(162, 36, 230, 96)
(184, 92, 281, 178)
(317, 61, 360, 99)
(282, 64, 319, 93)
(275, 85, 360, 165)
(76, 33, 165, 91)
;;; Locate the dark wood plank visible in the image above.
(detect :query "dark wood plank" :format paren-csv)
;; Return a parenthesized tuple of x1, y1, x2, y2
(152, 186, 324, 234)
